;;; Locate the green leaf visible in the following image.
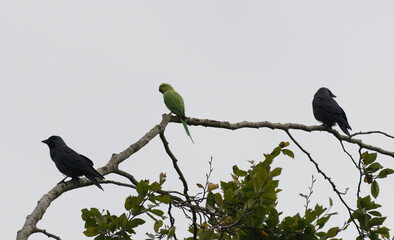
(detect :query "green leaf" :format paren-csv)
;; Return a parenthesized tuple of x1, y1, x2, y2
(168, 226, 176, 237)
(314, 204, 325, 216)
(214, 193, 223, 207)
(83, 227, 99, 237)
(155, 194, 171, 204)
(146, 233, 155, 239)
(271, 146, 281, 157)
(150, 182, 161, 191)
(125, 196, 142, 211)
(206, 192, 215, 207)
(371, 181, 379, 199)
(369, 210, 382, 217)
(369, 217, 386, 227)
(119, 213, 127, 228)
(271, 167, 282, 177)
(365, 162, 383, 173)
(136, 180, 150, 197)
(316, 216, 330, 228)
(305, 209, 317, 224)
(375, 226, 390, 234)
(377, 168, 394, 178)
(126, 218, 145, 231)
(362, 152, 377, 165)
(281, 149, 294, 158)
(233, 165, 247, 177)
(150, 209, 164, 217)
(358, 195, 369, 208)
(81, 209, 90, 221)
(326, 227, 339, 237)
(224, 188, 234, 202)
(154, 220, 163, 232)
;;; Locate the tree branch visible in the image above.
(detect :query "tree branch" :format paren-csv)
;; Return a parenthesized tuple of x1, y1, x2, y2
(180, 116, 394, 159)
(285, 130, 363, 238)
(159, 131, 198, 240)
(19, 114, 392, 240)
(17, 115, 171, 240)
(34, 228, 61, 240)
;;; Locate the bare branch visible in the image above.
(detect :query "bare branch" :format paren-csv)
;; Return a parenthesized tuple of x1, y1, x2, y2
(168, 203, 177, 239)
(113, 168, 139, 186)
(34, 228, 61, 240)
(19, 114, 392, 240)
(159, 131, 198, 240)
(103, 180, 135, 189)
(357, 147, 364, 199)
(17, 115, 171, 240)
(285, 130, 363, 238)
(179, 116, 394, 159)
(351, 130, 394, 140)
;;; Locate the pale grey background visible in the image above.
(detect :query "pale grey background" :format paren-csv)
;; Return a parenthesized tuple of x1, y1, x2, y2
(2, 1, 394, 239)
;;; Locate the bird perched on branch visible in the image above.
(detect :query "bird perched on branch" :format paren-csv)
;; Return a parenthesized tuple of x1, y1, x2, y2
(42, 135, 105, 190)
(159, 83, 194, 143)
(312, 87, 352, 136)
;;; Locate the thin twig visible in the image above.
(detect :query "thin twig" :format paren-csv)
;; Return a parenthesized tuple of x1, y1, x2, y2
(102, 180, 135, 189)
(357, 147, 364, 199)
(285, 130, 363, 238)
(168, 203, 177, 240)
(300, 175, 316, 212)
(34, 228, 61, 240)
(159, 131, 198, 240)
(113, 169, 139, 186)
(351, 131, 394, 140)
(338, 140, 359, 169)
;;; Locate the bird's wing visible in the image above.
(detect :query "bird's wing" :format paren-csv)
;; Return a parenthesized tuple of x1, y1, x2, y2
(314, 97, 350, 127)
(163, 90, 185, 118)
(314, 97, 341, 116)
(54, 147, 93, 172)
(79, 154, 94, 166)
(80, 154, 104, 179)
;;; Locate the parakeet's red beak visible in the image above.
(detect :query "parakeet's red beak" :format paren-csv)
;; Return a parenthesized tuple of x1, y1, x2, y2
(159, 87, 162, 93)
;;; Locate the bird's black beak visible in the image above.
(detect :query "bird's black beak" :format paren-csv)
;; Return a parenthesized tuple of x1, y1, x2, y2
(42, 139, 49, 144)
(330, 92, 337, 98)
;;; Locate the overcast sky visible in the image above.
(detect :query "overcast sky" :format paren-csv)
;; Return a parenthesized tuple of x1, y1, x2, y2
(2, 1, 394, 239)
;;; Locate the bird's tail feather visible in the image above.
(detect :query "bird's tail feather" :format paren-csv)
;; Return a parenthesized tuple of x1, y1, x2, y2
(181, 118, 194, 144)
(86, 174, 104, 191)
(338, 122, 351, 136)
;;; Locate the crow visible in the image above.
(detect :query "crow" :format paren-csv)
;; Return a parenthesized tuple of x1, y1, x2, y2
(42, 135, 104, 190)
(312, 87, 352, 136)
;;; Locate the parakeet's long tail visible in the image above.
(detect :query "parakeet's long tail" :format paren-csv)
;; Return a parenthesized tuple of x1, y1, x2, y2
(180, 118, 194, 144)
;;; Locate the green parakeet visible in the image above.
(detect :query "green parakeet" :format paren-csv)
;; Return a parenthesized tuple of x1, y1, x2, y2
(159, 83, 194, 143)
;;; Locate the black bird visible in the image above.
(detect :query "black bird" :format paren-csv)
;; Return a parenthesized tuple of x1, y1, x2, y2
(312, 87, 352, 136)
(42, 136, 105, 190)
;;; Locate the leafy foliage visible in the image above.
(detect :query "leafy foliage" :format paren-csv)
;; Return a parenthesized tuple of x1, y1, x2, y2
(82, 173, 173, 240)
(81, 144, 392, 240)
(352, 196, 390, 240)
(361, 151, 394, 199)
(197, 142, 341, 240)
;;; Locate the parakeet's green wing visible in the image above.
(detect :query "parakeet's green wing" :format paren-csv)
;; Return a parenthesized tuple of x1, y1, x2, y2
(163, 90, 185, 118)
(163, 89, 194, 143)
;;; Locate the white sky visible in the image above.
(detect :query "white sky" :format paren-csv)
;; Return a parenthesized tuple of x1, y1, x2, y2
(2, 1, 394, 239)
